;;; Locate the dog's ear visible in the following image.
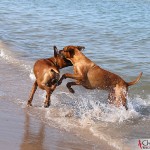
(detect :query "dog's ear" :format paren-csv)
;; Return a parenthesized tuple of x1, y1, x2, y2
(53, 46, 59, 57)
(77, 46, 85, 51)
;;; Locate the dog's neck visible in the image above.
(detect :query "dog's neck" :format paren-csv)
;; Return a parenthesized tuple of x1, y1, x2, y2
(47, 57, 59, 68)
(47, 57, 72, 69)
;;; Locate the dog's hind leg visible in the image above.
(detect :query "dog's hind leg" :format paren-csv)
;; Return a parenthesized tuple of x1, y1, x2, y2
(120, 88, 128, 110)
(108, 89, 116, 104)
(112, 85, 128, 110)
(44, 84, 56, 108)
(44, 87, 52, 108)
(27, 81, 38, 106)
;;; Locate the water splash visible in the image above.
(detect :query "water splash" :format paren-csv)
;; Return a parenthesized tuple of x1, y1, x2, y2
(29, 70, 35, 81)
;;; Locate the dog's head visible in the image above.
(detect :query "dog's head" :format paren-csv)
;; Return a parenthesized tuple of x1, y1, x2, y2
(59, 45, 85, 60)
(53, 46, 72, 68)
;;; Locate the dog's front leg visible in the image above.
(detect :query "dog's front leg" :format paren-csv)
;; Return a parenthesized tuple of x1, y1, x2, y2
(58, 73, 83, 85)
(66, 81, 81, 93)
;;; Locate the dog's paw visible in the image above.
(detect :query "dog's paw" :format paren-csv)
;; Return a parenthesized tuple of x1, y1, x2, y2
(44, 103, 50, 108)
(69, 88, 75, 93)
(27, 101, 32, 107)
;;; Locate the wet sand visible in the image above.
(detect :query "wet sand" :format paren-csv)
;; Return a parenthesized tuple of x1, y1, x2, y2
(0, 59, 114, 150)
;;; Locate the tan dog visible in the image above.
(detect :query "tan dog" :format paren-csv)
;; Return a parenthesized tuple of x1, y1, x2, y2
(27, 46, 72, 108)
(58, 46, 143, 110)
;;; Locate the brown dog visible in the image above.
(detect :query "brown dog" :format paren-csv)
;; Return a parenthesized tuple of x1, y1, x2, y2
(27, 46, 72, 107)
(58, 46, 143, 110)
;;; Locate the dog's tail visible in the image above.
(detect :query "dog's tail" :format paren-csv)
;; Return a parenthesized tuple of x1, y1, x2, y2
(127, 72, 143, 86)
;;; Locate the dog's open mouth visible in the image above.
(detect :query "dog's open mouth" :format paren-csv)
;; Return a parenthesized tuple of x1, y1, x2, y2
(64, 58, 72, 66)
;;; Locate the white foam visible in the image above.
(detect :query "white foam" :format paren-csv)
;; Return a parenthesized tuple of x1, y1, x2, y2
(29, 70, 36, 81)
(1, 47, 30, 67)
(0, 44, 34, 82)
(99, 104, 139, 123)
(74, 91, 149, 124)
(0, 48, 17, 63)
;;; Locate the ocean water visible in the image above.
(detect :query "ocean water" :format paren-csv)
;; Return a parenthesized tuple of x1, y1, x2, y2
(0, 0, 150, 150)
